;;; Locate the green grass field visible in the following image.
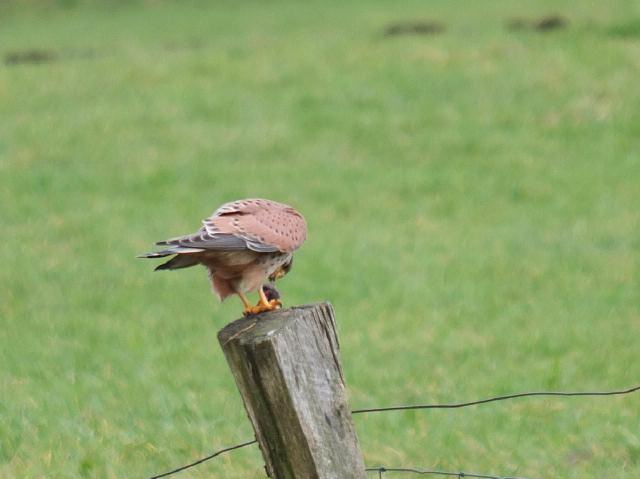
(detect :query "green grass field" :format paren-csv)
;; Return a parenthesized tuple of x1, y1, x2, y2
(2, 1, 639, 477)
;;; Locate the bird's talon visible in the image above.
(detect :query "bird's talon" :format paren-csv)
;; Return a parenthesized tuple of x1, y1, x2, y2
(243, 300, 281, 316)
(270, 299, 282, 309)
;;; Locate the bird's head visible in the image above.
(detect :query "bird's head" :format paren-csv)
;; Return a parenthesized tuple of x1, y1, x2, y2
(268, 257, 293, 282)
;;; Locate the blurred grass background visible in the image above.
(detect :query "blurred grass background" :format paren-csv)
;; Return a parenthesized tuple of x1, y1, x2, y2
(1, 0, 639, 477)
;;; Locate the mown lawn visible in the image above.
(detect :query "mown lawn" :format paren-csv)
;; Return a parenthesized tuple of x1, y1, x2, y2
(1, 1, 639, 477)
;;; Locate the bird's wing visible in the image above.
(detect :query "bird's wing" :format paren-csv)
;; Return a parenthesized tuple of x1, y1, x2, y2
(156, 230, 250, 250)
(209, 199, 307, 253)
(157, 199, 306, 254)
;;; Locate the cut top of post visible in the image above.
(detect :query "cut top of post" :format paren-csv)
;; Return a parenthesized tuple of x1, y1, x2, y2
(219, 303, 337, 346)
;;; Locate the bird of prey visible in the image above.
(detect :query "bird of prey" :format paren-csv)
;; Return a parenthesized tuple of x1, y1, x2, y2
(139, 199, 307, 315)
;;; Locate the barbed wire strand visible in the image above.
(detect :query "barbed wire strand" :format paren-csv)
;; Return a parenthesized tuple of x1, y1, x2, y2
(366, 466, 524, 478)
(149, 384, 640, 478)
(149, 439, 257, 479)
(351, 384, 640, 414)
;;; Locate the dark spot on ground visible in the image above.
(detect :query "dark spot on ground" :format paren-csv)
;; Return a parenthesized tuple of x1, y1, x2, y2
(506, 15, 569, 32)
(4, 49, 58, 65)
(536, 15, 569, 31)
(4, 48, 98, 66)
(384, 21, 445, 37)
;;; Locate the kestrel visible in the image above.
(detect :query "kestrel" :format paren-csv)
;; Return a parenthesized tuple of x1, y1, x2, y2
(139, 199, 307, 315)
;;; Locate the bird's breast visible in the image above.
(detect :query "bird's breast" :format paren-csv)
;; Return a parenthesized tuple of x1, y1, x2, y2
(258, 252, 292, 275)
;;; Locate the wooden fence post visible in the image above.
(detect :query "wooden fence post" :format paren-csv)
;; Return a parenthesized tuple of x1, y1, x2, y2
(218, 302, 366, 479)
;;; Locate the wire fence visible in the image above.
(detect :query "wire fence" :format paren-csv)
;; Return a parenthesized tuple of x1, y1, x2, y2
(351, 384, 640, 414)
(150, 440, 257, 479)
(366, 466, 525, 478)
(149, 383, 640, 479)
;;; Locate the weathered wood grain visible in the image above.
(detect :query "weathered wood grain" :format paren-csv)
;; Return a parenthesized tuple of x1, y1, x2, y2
(218, 302, 366, 479)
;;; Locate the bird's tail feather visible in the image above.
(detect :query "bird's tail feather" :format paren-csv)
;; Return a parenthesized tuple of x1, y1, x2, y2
(154, 254, 201, 271)
(137, 251, 171, 258)
(137, 246, 205, 259)
(137, 246, 205, 271)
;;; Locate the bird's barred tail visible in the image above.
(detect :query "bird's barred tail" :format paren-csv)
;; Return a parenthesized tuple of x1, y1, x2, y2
(137, 246, 205, 271)
(153, 255, 200, 271)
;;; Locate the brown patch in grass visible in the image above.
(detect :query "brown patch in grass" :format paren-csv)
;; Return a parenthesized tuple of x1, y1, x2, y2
(4, 49, 58, 65)
(536, 15, 569, 31)
(384, 21, 445, 37)
(506, 15, 569, 32)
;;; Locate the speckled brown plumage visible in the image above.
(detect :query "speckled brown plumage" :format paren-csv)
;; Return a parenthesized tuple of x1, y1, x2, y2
(139, 199, 307, 315)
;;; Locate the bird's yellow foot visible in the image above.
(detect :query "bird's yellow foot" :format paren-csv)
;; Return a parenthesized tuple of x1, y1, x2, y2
(243, 299, 281, 316)
(240, 286, 283, 316)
